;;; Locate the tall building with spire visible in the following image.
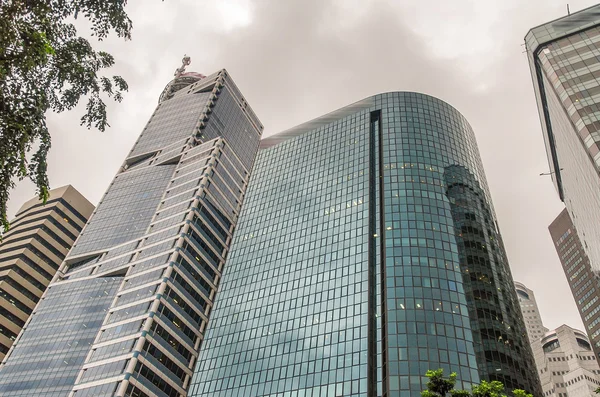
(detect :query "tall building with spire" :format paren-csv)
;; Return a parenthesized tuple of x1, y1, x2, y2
(525, 4, 600, 274)
(188, 92, 541, 397)
(0, 185, 93, 361)
(0, 60, 263, 397)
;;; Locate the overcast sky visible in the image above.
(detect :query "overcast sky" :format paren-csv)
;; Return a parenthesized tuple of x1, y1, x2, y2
(7, 0, 597, 331)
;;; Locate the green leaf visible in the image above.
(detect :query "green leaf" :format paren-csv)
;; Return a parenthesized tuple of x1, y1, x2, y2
(422, 369, 534, 397)
(0, 0, 134, 241)
(512, 389, 533, 397)
(422, 369, 467, 397)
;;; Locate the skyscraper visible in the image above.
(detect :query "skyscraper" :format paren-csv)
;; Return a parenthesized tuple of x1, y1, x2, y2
(549, 208, 600, 360)
(525, 4, 600, 270)
(0, 63, 263, 397)
(189, 92, 541, 396)
(0, 185, 93, 360)
(514, 282, 600, 397)
(515, 281, 549, 343)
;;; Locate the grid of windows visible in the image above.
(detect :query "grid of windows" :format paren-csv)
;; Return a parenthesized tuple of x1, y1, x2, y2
(70, 165, 177, 256)
(0, 69, 263, 397)
(549, 209, 600, 360)
(190, 98, 372, 397)
(0, 278, 121, 396)
(188, 93, 540, 396)
(377, 95, 479, 394)
(515, 283, 549, 343)
(0, 187, 92, 362)
(129, 92, 211, 158)
(536, 325, 600, 396)
(527, 13, 600, 384)
(200, 85, 260, 170)
(526, 5, 600, 288)
(376, 94, 538, 394)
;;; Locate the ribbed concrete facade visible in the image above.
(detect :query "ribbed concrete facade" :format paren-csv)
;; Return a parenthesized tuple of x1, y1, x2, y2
(0, 185, 93, 360)
(515, 281, 549, 344)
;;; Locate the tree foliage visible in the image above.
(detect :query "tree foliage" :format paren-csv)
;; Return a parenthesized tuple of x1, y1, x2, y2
(421, 369, 533, 397)
(421, 369, 460, 397)
(0, 0, 134, 236)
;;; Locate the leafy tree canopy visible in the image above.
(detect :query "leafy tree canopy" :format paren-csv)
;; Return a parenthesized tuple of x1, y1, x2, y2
(421, 369, 533, 397)
(0, 0, 135, 236)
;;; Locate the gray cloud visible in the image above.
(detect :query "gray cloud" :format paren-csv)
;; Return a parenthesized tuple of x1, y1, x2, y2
(7, 0, 597, 331)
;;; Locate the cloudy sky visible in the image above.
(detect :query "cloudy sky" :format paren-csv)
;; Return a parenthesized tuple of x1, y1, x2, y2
(7, 0, 597, 330)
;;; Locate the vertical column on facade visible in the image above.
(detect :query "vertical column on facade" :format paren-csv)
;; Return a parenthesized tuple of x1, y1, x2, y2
(369, 110, 387, 397)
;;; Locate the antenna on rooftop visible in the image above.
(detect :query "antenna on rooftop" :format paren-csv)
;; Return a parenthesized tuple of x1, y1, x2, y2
(567, 4, 571, 15)
(174, 55, 191, 78)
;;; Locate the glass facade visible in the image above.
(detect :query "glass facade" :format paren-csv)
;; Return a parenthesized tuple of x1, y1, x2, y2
(526, 4, 600, 272)
(0, 69, 263, 397)
(0, 278, 120, 396)
(0, 185, 93, 361)
(189, 92, 541, 396)
(70, 166, 176, 256)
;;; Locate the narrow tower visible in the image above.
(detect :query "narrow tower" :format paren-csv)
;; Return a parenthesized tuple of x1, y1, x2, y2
(514, 281, 549, 344)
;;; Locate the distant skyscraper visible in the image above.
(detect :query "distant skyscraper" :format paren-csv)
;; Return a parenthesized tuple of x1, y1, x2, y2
(514, 282, 600, 397)
(0, 185, 93, 361)
(515, 281, 549, 343)
(525, 4, 600, 270)
(549, 208, 600, 360)
(0, 63, 263, 397)
(189, 92, 541, 396)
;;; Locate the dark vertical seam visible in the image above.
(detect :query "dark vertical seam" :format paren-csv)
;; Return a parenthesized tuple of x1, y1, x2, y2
(368, 110, 384, 397)
(534, 59, 564, 199)
(368, 111, 377, 397)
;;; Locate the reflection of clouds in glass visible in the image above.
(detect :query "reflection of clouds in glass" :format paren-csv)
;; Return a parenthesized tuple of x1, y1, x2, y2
(193, 102, 370, 394)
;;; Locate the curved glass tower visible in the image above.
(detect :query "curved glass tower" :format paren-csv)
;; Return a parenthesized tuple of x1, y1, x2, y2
(189, 92, 541, 396)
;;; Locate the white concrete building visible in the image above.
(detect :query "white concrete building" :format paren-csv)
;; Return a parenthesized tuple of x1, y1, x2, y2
(536, 325, 600, 397)
(516, 282, 600, 396)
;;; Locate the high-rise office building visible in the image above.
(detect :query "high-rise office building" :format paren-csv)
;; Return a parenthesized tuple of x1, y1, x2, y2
(0, 185, 93, 360)
(515, 281, 549, 343)
(525, 4, 600, 270)
(0, 63, 263, 397)
(549, 208, 600, 360)
(189, 92, 541, 397)
(514, 282, 600, 397)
